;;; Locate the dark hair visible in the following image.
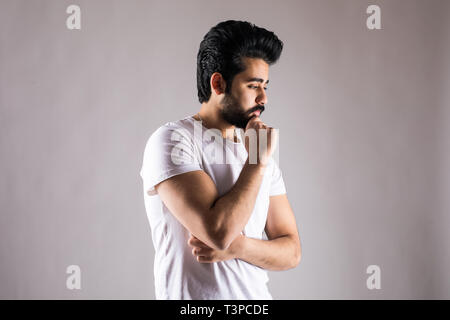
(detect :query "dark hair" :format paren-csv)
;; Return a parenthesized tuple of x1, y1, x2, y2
(196, 20, 283, 103)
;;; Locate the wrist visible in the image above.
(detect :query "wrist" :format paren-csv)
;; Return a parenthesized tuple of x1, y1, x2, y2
(244, 157, 268, 175)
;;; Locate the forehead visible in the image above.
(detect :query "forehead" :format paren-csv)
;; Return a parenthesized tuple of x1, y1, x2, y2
(235, 57, 269, 81)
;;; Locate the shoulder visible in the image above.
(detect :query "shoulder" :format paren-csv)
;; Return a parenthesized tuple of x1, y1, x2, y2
(145, 117, 195, 146)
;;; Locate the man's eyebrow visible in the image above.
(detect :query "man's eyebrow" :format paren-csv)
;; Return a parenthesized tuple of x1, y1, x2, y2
(245, 77, 269, 84)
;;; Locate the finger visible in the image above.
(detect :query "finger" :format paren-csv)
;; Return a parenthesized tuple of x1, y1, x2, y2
(197, 255, 214, 263)
(189, 239, 211, 249)
(258, 123, 267, 129)
(187, 237, 196, 247)
(245, 116, 262, 130)
(250, 116, 263, 124)
(188, 235, 207, 247)
(192, 247, 213, 256)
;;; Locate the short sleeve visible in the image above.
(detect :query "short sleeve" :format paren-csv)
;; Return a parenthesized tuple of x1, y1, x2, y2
(269, 158, 287, 196)
(140, 124, 202, 196)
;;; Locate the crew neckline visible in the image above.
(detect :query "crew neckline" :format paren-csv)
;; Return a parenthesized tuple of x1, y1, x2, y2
(188, 115, 242, 145)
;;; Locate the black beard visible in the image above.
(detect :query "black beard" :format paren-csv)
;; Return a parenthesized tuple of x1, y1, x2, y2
(220, 93, 265, 129)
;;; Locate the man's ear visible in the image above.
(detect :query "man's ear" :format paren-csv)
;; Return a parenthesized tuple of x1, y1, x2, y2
(210, 72, 226, 95)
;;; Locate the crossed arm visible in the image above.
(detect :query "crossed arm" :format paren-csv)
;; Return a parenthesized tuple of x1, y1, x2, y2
(188, 194, 301, 271)
(155, 160, 301, 271)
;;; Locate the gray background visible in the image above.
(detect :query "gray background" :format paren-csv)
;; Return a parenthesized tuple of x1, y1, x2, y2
(1, 0, 449, 299)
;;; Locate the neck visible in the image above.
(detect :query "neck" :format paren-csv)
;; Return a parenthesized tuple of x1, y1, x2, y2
(196, 102, 238, 142)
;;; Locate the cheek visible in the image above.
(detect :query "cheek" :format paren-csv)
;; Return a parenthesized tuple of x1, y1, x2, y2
(237, 91, 253, 107)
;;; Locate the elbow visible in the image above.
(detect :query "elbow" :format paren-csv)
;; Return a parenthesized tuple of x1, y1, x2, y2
(293, 243, 302, 267)
(205, 228, 226, 250)
(205, 220, 236, 251)
(293, 251, 302, 268)
(211, 240, 229, 251)
(208, 228, 235, 251)
(284, 252, 301, 271)
(203, 209, 238, 251)
(287, 241, 302, 270)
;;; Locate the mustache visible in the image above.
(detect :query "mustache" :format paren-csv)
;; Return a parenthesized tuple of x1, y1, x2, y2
(247, 105, 265, 116)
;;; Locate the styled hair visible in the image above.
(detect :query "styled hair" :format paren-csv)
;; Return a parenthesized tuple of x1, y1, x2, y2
(196, 20, 283, 103)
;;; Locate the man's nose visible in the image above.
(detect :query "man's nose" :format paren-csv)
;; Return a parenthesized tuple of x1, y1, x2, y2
(256, 88, 268, 106)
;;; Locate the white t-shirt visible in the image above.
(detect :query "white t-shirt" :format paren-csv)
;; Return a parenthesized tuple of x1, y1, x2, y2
(139, 115, 286, 300)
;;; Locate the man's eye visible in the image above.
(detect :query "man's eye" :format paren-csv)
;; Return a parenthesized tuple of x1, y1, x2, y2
(248, 85, 268, 90)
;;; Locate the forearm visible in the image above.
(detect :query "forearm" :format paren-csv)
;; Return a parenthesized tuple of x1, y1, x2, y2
(233, 234, 301, 271)
(209, 158, 267, 249)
